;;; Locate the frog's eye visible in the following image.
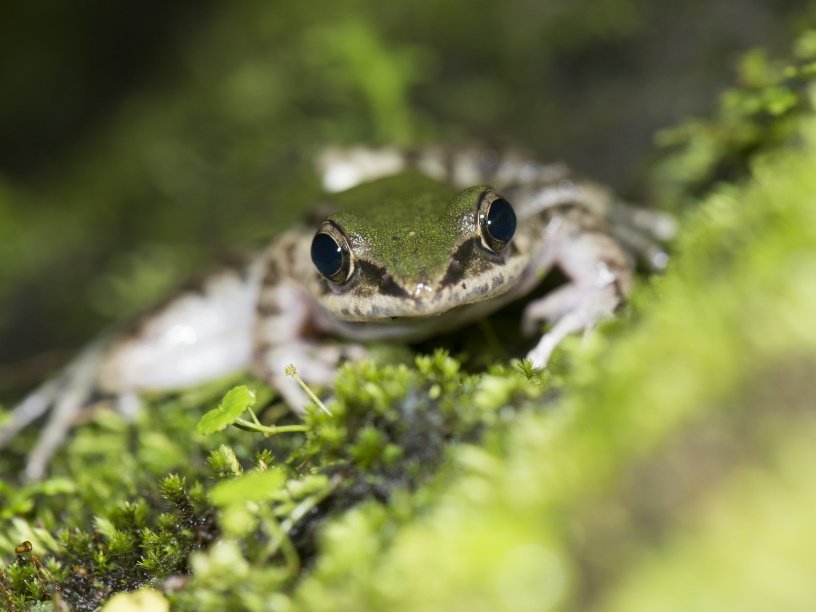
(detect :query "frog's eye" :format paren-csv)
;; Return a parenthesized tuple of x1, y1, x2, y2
(311, 223, 353, 283)
(478, 192, 517, 253)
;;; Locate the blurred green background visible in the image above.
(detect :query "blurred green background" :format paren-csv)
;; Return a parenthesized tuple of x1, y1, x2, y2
(0, 0, 808, 398)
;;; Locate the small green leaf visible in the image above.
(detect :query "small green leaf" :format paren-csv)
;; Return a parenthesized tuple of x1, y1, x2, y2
(197, 386, 257, 434)
(209, 468, 288, 507)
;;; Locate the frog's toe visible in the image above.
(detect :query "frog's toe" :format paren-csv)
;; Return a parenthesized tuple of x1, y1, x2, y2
(22, 380, 96, 482)
(522, 284, 587, 336)
(524, 342, 554, 371)
(608, 205, 676, 271)
(0, 373, 97, 482)
(0, 379, 61, 450)
(611, 225, 672, 272)
(630, 208, 678, 242)
(0, 341, 109, 481)
(524, 310, 591, 369)
(522, 280, 620, 334)
(523, 282, 621, 367)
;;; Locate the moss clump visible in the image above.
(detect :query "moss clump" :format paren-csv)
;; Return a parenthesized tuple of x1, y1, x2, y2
(294, 353, 544, 494)
(1, 478, 215, 611)
(0, 352, 546, 609)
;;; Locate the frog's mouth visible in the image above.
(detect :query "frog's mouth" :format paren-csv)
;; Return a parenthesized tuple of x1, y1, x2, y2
(317, 283, 524, 342)
(317, 253, 528, 325)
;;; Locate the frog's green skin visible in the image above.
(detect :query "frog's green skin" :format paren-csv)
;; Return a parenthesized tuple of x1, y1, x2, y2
(0, 146, 674, 480)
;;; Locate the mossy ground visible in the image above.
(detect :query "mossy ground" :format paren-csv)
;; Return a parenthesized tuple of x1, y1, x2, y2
(2, 5, 816, 611)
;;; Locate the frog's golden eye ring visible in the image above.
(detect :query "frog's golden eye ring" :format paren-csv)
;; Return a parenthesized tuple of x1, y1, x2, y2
(311, 222, 353, 283)
(478, 191, 517, 253)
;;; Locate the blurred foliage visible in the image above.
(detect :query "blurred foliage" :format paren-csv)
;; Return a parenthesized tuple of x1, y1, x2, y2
(2, 2, 816, 610)
(649, 29, 816, 204)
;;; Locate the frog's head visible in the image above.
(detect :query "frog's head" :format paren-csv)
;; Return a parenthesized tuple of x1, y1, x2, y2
(309, 174, 526, 321)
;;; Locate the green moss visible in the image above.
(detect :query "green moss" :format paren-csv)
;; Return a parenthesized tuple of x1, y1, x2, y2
(0, 350, 545, 609)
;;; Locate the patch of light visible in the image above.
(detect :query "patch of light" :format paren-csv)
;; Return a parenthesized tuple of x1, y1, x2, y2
(164, 324, 198, 346)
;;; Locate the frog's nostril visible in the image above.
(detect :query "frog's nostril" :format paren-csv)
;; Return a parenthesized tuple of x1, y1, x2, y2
(412, 282, 433, 299)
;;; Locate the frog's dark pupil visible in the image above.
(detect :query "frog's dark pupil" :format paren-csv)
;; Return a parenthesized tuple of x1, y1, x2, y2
(311, 232, 343, 278)
(486, 198, 516, 242)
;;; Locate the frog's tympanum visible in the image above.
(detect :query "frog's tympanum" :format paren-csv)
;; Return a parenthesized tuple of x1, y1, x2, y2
(0, 146, 674, 480)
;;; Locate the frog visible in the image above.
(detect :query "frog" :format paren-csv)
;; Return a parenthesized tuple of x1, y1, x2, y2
(0, 145, 675, 480)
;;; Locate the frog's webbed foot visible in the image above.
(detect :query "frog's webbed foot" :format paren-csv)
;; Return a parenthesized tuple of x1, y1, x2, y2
(523, 280, 622, 368)
(0, 342, 108, 481)
(522, 220, 633, 369)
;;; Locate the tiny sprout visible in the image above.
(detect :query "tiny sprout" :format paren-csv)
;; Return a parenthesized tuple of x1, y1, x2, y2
(514, 358, 539, 381)
(285, 364, 332, 416)
(14, 540, 60, 595)
(516, 357, 535, 378)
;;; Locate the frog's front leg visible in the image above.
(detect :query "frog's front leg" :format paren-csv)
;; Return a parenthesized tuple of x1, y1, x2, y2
(250, 228, 366, 411)
(521, 204, 633, 368)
